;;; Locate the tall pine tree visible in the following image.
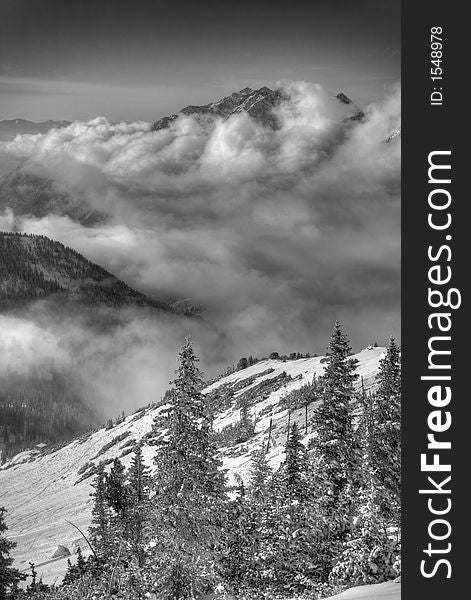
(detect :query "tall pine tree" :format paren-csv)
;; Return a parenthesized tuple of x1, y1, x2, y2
(147, 337, 227, 599)
(284, 421, 309, 502)
(237, 397, 254, 443)
(89, 462, 109, 560)
(249, 446, 272, 504)
(371, 337, 401, 519)
(127, 445, 150, 569)
(220, 478, 256, 593)
(311, 321, 360, 504)
(105, 457, 128, 520)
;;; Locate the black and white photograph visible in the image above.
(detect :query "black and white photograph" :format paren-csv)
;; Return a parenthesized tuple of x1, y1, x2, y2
(0, 2, 404, 599)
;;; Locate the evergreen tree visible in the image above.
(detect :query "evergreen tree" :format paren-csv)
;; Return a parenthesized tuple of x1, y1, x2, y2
(220, 447, 275, 591)
(371, 337, 401, 518)
(25, 561, 49, 595)
(89, 462, 109, 559)
(248, 459, 320, 595)
(284, 422, 309, 501)
(75, 547, 87, 577)
(329, 480, 400, 587)
(237, 397, 254, 443)
(236, 357, 248, 371)
(219, 477, 255, 593)
(250, 426, 323, 595)
(330, 400, 400, 587)
(148, 337, 227, 599)
(62, 549, 86, 587)
(105, 457, 128, 520)
(62, 558, 77, 586)
(0, 507, 25, 599)
(126, 445, 151, 569)
(249, 446, 272, 504)
(26, 562, 37, 592)
(311, 321, 360, 504)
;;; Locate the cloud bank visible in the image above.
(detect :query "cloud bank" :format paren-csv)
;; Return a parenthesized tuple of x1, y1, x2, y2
(0, 82, 400, 413)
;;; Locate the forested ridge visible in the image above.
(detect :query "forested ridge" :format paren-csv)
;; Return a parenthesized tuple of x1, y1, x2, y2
(0, 232, 165, 309)
(0, 231, 172, 461)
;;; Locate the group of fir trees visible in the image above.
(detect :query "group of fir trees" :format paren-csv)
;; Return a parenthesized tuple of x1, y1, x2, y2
(84, 445, 151, 597)
(220, 324, 401, 596)
(2, 325, 401, 600)
(0, 231, 156, 310)
(328, 333, 401, 587)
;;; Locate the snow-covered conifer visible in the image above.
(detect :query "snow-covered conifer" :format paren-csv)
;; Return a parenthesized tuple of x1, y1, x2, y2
(89, 462, 110, 558)
(0, 507, 25, 597)
(147, 337, 227, 599)
(311, 322, 360, 504)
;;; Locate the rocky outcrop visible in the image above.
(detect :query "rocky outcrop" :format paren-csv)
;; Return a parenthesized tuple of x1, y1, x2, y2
(152, 86, 285, 131)
(51, 545, 71, 559)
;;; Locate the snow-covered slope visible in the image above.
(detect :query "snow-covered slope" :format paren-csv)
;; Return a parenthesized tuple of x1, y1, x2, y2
(0, 346, 385, 584)
(327, 580, 400, 600)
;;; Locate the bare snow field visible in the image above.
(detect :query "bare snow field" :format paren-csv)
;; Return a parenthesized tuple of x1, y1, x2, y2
(0, 347, 385, 585)
(327, 581, 400, 600)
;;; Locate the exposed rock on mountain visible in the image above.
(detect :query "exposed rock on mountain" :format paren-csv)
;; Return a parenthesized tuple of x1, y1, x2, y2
(50, 546, 71, 559)
(386, 127, 401, 143)
(152, 86, 285, 131)
(0, 87, 374, 226)
(334, 92, 365, 121)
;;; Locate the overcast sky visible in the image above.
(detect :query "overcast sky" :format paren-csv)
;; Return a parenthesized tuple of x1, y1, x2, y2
(0, 0, 400, 122)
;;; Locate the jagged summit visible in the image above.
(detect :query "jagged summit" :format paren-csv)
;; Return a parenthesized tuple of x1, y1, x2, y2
(152, 86, 367, 132)
(152, 86, 284, 131)
(335, 92, 355, 105)
(334, 91, 365, 121)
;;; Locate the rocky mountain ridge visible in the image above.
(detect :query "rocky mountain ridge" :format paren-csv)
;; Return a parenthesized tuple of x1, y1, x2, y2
(152, 86, 285, 131)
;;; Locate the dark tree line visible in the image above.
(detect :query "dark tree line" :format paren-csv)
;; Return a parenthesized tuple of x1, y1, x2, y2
(236, 351, 314, 371)
(0, 232, 160, 309)
(0, 369, 99, 462)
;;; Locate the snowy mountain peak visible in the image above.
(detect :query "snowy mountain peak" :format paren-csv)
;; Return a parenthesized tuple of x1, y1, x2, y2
(151, 86, 284, 131)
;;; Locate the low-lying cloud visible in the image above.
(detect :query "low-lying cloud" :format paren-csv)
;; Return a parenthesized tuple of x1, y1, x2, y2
(0, 81, 400, 414)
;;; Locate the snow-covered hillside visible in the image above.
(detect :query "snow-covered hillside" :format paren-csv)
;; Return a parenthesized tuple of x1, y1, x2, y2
(0, 346, 385, 584)
(327, 580, 400, 600)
